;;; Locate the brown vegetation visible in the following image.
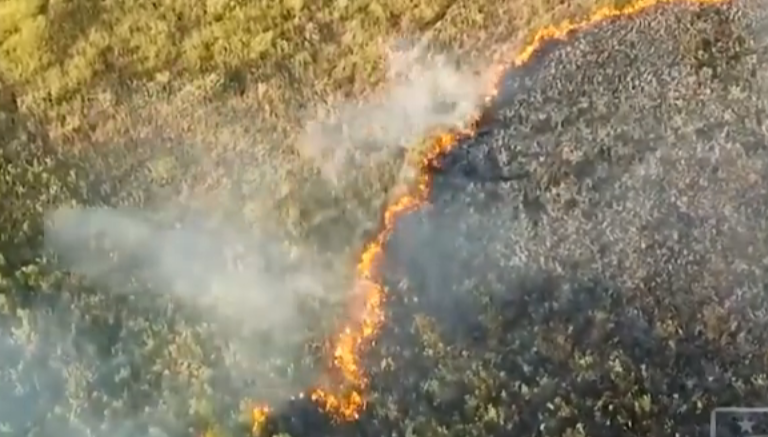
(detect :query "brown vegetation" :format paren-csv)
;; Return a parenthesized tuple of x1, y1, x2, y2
(1, 0, 764, 436)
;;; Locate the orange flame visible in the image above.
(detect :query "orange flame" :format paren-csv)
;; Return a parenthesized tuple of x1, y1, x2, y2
(252, 0, 729, 432)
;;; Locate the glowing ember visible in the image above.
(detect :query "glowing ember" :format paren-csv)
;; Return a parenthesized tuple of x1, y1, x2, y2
(252, 405, 270, 433)
(252, 0, 730, 432)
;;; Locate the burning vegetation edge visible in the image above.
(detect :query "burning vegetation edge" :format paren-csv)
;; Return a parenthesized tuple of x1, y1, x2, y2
(249, 0, 735, 433)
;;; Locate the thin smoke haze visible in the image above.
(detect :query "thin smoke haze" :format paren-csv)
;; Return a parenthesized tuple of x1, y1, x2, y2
(18, 40, 496, 437)
(42, 205, 339, 406)
(297, 40, 492, 184)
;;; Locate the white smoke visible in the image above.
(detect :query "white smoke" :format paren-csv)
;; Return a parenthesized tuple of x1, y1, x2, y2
(20, 39, 499, 437)
(297, 40, 492, 184)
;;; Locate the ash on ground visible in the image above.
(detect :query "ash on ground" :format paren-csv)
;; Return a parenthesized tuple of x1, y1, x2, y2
(265, 1, 768, 436)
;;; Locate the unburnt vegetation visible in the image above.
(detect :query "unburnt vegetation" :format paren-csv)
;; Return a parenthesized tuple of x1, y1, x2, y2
(1, 0, 767, 436)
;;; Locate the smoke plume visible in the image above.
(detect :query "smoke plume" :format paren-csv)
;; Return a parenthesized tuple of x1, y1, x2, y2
(296, 40, 492, 184)
(4, 38, 499, 437)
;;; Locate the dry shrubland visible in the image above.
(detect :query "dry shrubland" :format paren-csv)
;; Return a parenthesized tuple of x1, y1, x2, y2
(2, 0, 768, 436)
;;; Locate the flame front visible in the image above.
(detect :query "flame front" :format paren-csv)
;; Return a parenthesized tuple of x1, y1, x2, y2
(307, 192, 422, 420)
(252, 0, 729, 432)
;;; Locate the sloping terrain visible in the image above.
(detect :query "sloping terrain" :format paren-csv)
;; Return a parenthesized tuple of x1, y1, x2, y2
(2, 0, 768, 436)
(258, 1, 768, 436)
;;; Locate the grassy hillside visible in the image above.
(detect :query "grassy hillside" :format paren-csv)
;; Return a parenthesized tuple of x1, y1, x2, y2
(0, 0, 759, 436)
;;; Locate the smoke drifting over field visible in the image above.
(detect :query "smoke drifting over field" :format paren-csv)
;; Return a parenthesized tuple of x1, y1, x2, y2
(5, 0, 768, 436)
(297, 40, 492, 184)
(24, 39, 496, 437)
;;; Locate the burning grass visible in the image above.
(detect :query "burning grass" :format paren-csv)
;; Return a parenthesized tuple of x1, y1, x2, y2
(0, 0, 765, 435)
(251, 0, 757, 434)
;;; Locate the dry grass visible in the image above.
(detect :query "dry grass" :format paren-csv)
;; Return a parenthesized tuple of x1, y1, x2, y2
(0, 0, 749, 436)
(0, 0, 641, 256)
(0, 0, 636, 137)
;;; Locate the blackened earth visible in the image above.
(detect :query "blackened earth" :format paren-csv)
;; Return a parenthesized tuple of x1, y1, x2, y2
(264, 1, 768, 436)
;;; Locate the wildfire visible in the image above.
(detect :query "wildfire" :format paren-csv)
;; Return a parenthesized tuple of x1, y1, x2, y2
(252, 0, 729, 432)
